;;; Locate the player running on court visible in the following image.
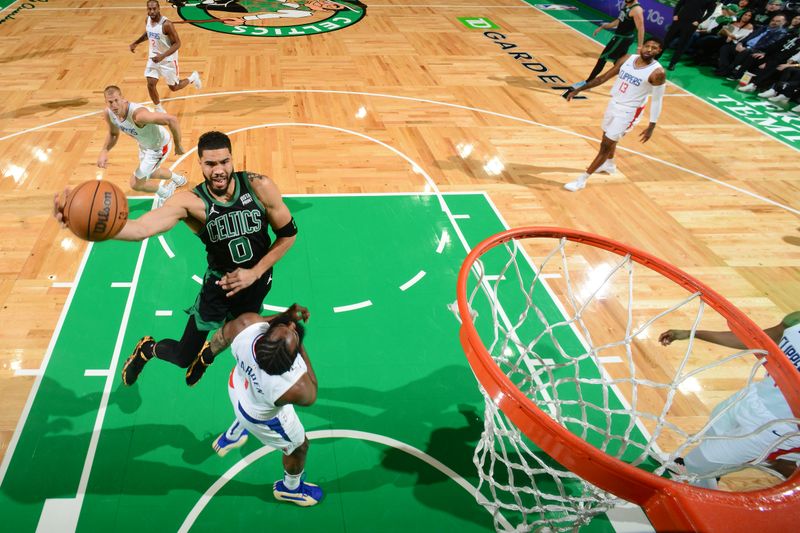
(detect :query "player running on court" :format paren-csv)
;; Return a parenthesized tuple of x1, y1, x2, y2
(100, 85, 187, 206)
(209, 303, 323, 507)
(55, 131, 298, 387)
(583, 0, 645, 83)
(130, 0, 202, 112)
(563, 38, 666, 192)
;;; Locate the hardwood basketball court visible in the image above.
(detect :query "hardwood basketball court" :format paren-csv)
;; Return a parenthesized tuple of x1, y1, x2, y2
(0, 0, 798, 531)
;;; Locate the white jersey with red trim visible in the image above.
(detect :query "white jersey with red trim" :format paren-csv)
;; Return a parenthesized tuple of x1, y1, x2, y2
(754, 321, 800, 419)
(146, 16, 177, 62)
(610, 55, 662, 108)
(229, 321, 308, 420)
(107, 102, 169, 151)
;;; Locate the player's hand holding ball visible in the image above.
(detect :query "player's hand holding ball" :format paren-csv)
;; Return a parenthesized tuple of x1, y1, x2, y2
(53, 180, 128, 242)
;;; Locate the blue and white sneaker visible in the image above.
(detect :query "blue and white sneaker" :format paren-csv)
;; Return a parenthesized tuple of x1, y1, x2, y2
(212, 429, 249, 457)
(273, 479, 323, 507)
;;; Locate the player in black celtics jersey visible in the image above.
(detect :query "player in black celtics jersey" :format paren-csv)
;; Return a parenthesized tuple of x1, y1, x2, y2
(55, 131, 297, 387)
(583, 0, 645, 83)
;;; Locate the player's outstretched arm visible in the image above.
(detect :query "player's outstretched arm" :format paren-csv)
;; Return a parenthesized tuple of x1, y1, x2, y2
(566, 55, 628, 101)
(114, 192, 192, 241)
(209, 305, 310, 356)
(632, 6, 645, 52)
(98, 113, 120, 168)
(658, 313, 790, 350)
(132, 108, 185, 154)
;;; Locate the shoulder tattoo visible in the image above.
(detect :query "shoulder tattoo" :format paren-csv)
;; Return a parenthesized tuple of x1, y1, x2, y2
(246, 172, 269, 183)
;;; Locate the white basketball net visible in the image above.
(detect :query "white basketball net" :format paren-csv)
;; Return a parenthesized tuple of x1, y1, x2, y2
(460, 235, 800, 532)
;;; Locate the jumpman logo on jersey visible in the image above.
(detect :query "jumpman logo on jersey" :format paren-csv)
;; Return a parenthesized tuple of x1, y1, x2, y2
(209, 204, 218, 215)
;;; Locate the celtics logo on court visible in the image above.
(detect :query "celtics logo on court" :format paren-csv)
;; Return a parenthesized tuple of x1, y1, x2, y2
(169, 0, 366, 37)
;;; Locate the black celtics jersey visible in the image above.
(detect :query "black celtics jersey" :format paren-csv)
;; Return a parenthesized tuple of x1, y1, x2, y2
(193, 171, 272, 273)
(615, 2, 640, 37)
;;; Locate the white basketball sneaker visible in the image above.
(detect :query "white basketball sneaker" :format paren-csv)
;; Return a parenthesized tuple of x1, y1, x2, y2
(155, 181, 177, 208)
(564, 177, 587, 192)
(758, 88, 777, 98)
(155, 104, 166, 113)
(171, 172, 187, 187)
(189, 71, 202, 90)
(792, 103, 800, 114)
(768, 94, 790, 105)
(596, 160, 617, 174)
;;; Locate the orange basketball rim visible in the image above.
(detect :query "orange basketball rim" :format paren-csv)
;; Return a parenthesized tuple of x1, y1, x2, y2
(456, 227, 800, 532)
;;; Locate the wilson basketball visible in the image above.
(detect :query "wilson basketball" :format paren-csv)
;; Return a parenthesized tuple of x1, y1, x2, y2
(64, 180, 128, 242)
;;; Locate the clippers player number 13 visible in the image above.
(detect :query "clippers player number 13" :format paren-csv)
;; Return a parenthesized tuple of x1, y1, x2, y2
(564, 38, 667, 192)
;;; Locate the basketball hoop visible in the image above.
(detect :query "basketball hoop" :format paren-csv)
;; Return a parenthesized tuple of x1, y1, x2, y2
(456, 227, 800, 532)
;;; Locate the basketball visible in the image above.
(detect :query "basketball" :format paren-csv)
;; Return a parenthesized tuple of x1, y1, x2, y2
(64, 180, 128, 242)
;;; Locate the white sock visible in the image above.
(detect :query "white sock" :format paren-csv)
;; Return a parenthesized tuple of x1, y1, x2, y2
(284, 470, 303, 490)
(576, 172, 590, 185)
(171, 172, 184, 184)
(603, 158, 614, 166)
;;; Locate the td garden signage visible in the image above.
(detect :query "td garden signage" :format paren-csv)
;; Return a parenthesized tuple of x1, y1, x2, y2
(169, 0, 367, 37)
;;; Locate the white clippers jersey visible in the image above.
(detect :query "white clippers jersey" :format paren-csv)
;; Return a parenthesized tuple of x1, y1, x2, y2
(610, 55, 662, 108)
(107, 102, 169, 150)
(754, 321, 800, 419)
(229, 322, 308, 420)
(147, 16, 177, 62)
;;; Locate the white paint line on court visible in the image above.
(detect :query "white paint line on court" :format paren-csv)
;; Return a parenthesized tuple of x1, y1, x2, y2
(155, 310, 173, 317)
(0, 242, 93, 485)
(485, 274, 506, 281)
(0, 0, 21, 14)
(540, 273, 561, 279)
(598, 356, 624, 364)
(83, 369, 110, 377)
(452, 214, 471, 219)
(400, 270, 426, 291)
(36, 497, 81, 533)
(3, 89, 792, 213)
(192, 275, 203, 285)
(333, 300, 373, 313)
(13, 369, 42, 377)
(262, 304, 288, 312)
(177, 429, 514, 533)
(72, 237, 150, 512)
(158, 235, 175, 259)
(436, 229, 449, 254)
(110, 282, 132, 288)
(51, 282, 74, 288)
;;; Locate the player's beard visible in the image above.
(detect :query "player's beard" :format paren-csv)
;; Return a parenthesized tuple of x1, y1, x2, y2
(205, 167, 233, 196)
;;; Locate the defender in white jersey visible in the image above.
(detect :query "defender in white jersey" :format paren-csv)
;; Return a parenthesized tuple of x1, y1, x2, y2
(100, 85, 187, 205)
(563, 38, 667, 192)
(208, 304, 323, 507)
(659, 311, 800, 488)
(129, 1, 202, 112)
